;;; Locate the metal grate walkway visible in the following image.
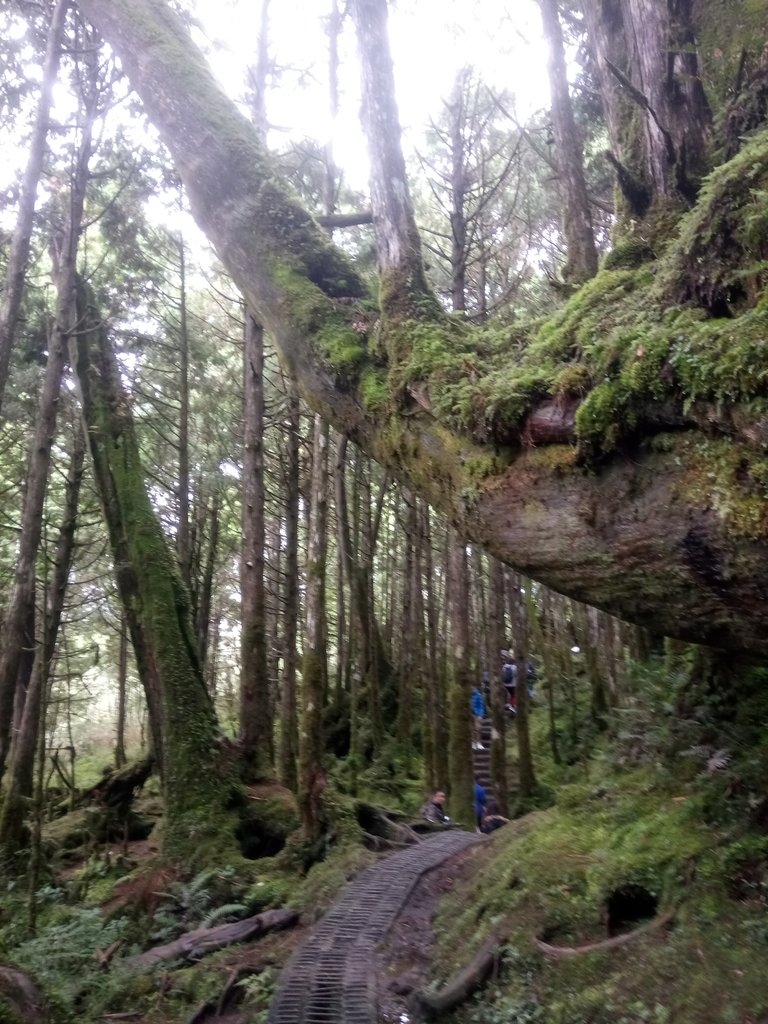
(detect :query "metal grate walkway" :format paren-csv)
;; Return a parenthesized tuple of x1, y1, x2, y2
(267, 830, 484, 1024)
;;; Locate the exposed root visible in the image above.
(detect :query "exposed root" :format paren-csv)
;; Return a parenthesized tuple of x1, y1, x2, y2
(534, 910, 675, 958)
(409, 927, 507, 1019)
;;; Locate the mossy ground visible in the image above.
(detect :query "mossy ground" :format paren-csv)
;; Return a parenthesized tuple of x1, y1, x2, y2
(426, 661, 768, 1024)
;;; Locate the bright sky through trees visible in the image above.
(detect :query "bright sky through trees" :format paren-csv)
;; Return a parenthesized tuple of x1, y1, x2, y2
(195, 0, 549, 188)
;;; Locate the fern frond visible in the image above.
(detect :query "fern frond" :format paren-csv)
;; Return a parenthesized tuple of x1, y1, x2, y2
(203, 903, 247, 927)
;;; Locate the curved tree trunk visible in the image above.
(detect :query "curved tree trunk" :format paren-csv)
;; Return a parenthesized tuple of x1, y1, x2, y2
(73, 0, 768, 657)
(71, 280, 234, 857)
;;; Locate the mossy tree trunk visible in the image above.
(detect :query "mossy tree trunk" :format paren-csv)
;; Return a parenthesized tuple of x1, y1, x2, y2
(279, 380, 301, 793)
(240, 313, 272, 780)
(299, 414, 330, 841)
(71, 281, 234, 858)
(396, 493, 418, 750)
(582, 0, 712, 215)
(75, 0, 768, 657)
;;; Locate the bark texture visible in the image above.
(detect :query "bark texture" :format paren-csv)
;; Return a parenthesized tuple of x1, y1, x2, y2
(539, 0, 598, 282)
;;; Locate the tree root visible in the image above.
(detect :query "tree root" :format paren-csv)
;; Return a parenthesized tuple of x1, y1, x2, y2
(355, 801, 424, 846)
(123, 907, 298, 971)
(0, 965, 48, 1024)
(185, 965, 262, 1024)
(409, 928, 506, 1019)
(534, 910, 675, 958)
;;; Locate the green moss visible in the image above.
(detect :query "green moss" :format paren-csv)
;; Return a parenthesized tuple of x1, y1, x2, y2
(658, 129, 768, 309)
(315, 324, 365, 378)
(429, 762, 768, 1024)
(360, 366, 389, 412)
(674, 436, 768, 540)
(603, 238, 656, 271)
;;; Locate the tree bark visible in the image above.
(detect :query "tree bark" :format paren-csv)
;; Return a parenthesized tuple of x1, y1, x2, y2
(507, 572, 537, 800)
(488, 556, 509, 813)
(240, 313, 272, 778)
(278, 380, 300, 792)
(350, 0, 435, 316)
(582, 0, 711, 210)
(299, 414, 330, 841)
(0, 73, 95, 778)
(0, 426, 86, 867)
(115, 608, 128, 768)
(448, 532, 474, 827)
(539, 0, 598, 282)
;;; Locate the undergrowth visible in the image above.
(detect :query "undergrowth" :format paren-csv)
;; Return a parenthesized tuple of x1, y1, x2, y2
(429, 654, 768, 1024)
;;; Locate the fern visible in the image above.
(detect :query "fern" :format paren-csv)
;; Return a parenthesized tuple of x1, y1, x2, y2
(203, 903, 248, 927)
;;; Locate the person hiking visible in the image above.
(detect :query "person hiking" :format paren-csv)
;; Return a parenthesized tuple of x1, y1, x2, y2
(501, 650, 537, 711)
(500, 650, 516, 711)
(471, 685, 486, 749)
(474, 779, 487, 829)
(420, 790, 450, 825)
(480, 796, 509, 834)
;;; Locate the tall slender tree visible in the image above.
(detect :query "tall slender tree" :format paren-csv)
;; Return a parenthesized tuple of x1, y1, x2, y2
(538, 0, 598, 282)
(0, 0, 68, 412)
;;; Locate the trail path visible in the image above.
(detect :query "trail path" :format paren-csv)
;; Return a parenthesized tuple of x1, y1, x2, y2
(267, 830, 485, 1024)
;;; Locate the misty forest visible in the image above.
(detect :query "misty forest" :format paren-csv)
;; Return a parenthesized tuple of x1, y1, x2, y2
(1, 0, 768, 1021)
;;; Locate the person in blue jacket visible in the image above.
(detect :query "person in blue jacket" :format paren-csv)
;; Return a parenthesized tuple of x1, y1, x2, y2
(470, 685, 486, 749)
(474, 779, 487, 829)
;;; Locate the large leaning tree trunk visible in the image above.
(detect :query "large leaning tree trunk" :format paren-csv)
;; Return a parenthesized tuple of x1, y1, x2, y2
(71, 280, 235, 859)
(75, 0, 768, 657)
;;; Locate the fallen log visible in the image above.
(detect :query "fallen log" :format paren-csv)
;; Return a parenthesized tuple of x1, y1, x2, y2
(409, 928, 505, 1019)
(534, 910, 675, 958)
(0, 965, 48, 1024)
(123, 907, 298, 970)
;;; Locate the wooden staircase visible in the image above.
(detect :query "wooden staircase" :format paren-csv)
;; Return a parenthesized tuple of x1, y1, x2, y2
(472, 717, 493, 790)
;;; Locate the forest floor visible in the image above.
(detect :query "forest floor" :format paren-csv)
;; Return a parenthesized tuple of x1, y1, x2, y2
(82, 834, 480, 1024)
(377, 843, 480, 1023)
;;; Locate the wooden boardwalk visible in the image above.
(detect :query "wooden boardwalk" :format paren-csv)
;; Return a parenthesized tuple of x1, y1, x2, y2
(267, 830, 484, 1024)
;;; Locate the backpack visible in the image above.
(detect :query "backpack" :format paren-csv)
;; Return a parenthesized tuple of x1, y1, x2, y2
(502, 663, 515, 685)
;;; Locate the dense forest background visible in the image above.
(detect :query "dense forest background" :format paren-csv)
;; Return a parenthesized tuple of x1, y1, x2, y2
(1, 0, 768, 1021)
